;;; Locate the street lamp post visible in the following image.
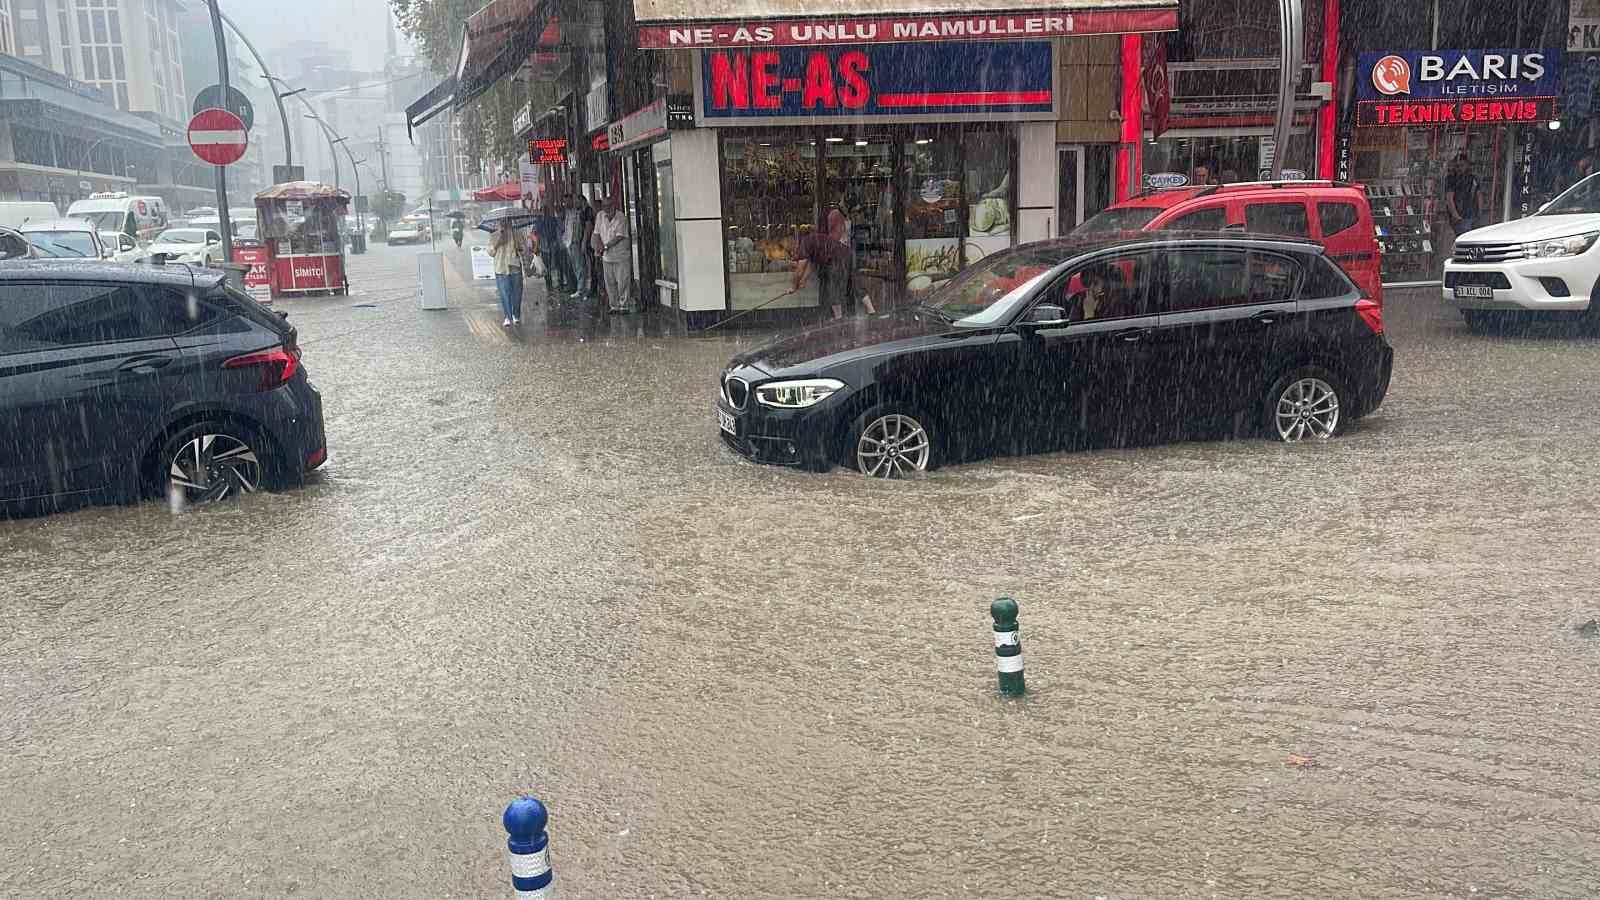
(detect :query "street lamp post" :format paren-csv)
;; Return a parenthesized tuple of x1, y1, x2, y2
(304, 114, 342, 189)
(214, 10, 293, 169)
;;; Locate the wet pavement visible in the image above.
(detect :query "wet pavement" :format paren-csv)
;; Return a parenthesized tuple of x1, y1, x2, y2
(3, 239, 1599, 897)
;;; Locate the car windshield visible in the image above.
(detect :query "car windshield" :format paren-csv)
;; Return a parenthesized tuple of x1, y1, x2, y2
(917, 247, 1064, 325)
(26, 231, 95, 257)
(1073, 206, 1162, 234)
(1538, 174, 1600, 215)
(155, 229, 206, 244)
(73, 211, 125, 232)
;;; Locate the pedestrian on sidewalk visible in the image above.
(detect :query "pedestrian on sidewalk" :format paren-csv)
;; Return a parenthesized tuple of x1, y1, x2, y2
(491, 220, 526, 327)
(535, 202, 570, 294)
(565, 194, 591, 299)
(596, 194, 633, 314)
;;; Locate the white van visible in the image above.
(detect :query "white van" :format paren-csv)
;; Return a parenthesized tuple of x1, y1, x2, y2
(0, 201, 61, 230)
(65, 192, 170, 241)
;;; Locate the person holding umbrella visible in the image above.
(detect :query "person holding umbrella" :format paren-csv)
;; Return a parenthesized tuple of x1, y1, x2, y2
(481, 206, 535, 326)
(448, 210, 465, 248)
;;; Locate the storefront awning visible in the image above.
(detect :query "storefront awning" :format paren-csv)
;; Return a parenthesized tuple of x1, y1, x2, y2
(405, 0, 563, 135)
(472, 181, 524, 202)
(633, 0, 1177, 48)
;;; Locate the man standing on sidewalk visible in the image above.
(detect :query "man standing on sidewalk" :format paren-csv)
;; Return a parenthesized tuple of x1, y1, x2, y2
(535, 201, 570, 294)
(565, 194, 591, 298)
(596, 195, 633, 314)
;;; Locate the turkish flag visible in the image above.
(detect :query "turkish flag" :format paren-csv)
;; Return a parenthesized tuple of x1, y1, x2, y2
(1142, 36, 1171, 140)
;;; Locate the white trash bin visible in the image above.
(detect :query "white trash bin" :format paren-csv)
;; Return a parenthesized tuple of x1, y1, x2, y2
(417, 252, 446, 310)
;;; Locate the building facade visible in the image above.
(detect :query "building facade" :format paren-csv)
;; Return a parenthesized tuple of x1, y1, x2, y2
(411, 0, 1598, 304)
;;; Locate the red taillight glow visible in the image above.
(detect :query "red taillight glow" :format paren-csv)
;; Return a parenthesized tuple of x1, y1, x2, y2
(306, 446, 326, 469)
(1354, 298, 1383, 335)
(223, 345, 299, 390)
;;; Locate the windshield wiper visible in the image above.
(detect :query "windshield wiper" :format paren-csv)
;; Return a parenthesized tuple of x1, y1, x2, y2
(914, 302, 954, 323)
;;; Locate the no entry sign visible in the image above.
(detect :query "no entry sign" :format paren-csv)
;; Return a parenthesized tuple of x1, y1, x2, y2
(188, 107, 248, 166)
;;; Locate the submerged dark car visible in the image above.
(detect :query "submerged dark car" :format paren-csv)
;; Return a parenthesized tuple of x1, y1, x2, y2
(1, 261, 327, 511)
(716, 233, 1394, 477)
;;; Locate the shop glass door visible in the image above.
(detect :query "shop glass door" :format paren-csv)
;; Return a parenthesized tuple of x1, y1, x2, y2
(721, 131, 822, 311)
(963, 127, 1014, 266)
(902, 127, 964, 299)
(823, 132, 896, 313)
(1058, 146, 1085, 234)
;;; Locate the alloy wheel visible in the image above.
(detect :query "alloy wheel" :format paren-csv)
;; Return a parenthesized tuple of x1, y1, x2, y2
(167, 433, 261, 504)
(1274, 378, 1340, 442)
(856, 413, 930, 477)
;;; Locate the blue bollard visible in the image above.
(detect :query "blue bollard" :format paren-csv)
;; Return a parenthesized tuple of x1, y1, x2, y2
(503, 796, 552, 899)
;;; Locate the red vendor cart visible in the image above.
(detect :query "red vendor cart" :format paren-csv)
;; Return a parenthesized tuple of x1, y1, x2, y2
(255, 181, 350, 298)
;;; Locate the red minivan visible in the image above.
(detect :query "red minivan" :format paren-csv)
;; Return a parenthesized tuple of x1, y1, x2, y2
(1076, 181, 1384, 305)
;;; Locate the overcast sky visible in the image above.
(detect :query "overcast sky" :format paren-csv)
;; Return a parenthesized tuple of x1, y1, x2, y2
(220, 0, 412, 74)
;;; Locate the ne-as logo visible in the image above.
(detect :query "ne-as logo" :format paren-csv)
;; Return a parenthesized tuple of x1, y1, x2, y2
(709, 51, 870, 110)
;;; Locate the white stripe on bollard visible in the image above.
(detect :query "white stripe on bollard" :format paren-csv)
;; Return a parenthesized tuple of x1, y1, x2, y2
(514, 888, 552, 900)
(994, 631, 1019, 647)
(509, 848, 550, 879)
(996, 653, 1025, 673)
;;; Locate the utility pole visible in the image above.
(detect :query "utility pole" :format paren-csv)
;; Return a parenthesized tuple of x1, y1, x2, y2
(375, 126, 390, 191)
(204, 0, 233, 262)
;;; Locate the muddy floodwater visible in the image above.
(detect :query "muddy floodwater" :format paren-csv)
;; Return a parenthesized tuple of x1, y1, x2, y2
(3, 243, 1598, 897)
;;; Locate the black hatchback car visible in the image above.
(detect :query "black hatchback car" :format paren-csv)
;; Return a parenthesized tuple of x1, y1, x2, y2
(717, 233, 1393, 476)
(1, 261, 326, 510)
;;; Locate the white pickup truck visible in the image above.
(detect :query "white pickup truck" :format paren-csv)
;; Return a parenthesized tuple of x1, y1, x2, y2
(1444, 174, 1600, 332)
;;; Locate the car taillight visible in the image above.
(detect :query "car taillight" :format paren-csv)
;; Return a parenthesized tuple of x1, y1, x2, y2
(1354, 298, 1383, 335)
(224, 345, 299, 390)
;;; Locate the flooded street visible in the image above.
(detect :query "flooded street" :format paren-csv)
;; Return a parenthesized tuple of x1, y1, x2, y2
(4, 242, 1599, 897)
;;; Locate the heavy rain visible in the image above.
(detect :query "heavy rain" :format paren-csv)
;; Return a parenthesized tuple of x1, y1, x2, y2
(3, 0, 1600, 896)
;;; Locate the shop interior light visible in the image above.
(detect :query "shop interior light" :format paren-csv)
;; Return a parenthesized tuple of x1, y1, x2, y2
(825, 136, 844, 143)
(915, 138, 932, 145)
(1549, 120, 1564, 131)
(854, 140, 868, 146)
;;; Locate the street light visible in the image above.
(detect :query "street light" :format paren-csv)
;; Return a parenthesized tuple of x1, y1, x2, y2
(303, 113, 342, 189)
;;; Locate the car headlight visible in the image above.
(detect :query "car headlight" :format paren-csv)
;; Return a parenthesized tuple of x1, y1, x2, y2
(1523, 231, 1600, 258)
(755, 378, 846, 408)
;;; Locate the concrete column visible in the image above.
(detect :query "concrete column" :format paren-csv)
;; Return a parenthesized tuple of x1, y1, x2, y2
(1016, 122, 1057, 241)
(669, 128, 725, 313)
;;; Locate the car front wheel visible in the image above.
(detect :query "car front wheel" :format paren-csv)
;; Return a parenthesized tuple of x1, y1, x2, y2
(848, 408, 935, 477)
(1265, 368, 1346, 442)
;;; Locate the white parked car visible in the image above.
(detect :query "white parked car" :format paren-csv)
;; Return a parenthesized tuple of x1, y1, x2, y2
(20, 219, 111, 261)
(1445, 173, 1600, 332)
(141, 227, 226, 266)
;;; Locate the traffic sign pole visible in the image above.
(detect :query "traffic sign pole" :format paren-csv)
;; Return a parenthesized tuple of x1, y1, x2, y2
(204, 0, 232, 262)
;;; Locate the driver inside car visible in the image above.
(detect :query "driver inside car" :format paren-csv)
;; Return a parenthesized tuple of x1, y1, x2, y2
(1068, 263, 1127, 320)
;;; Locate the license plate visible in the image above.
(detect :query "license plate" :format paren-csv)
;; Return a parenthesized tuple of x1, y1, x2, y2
(1454, 284, 1495, 299)
(718, 408, 737, 435)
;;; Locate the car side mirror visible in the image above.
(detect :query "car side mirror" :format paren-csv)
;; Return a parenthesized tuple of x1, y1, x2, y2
(1026, 304, 1067, 324)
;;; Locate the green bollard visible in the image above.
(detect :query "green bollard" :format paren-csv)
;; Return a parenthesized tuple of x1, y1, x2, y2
(991, 596, 1025, 696)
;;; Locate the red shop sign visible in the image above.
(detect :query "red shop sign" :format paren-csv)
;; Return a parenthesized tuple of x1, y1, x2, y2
(591, 130, 610, 151)
(1356, 96, 1557, 126)
(637, 8, 1178, 49)
(529, 138, 569, 164)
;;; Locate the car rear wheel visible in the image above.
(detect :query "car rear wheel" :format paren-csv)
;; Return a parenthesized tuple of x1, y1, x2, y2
(849, 409, 935, 478)
(1265, 368, 1345, 442)
(154, 423, 273, 506)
